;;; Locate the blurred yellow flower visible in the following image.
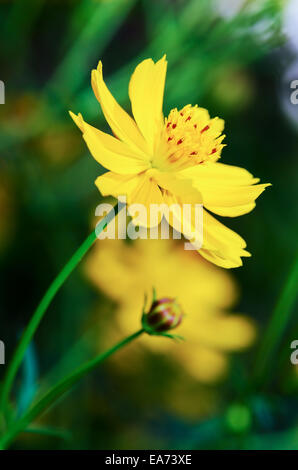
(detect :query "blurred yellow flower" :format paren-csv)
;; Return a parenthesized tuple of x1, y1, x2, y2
(36, 127, 82, 167)
(85, 237, 256, 384)
(71, 57, 270, 268)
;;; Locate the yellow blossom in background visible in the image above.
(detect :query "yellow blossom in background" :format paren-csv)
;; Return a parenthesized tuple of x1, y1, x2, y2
(71, 56, 270, 268)
(85, 238, 256, 383)
(36, 127, 82, 167)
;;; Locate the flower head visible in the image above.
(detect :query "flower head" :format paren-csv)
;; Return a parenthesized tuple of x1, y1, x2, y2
(143, 297, 183, 333)
(70, 56, 270, 268)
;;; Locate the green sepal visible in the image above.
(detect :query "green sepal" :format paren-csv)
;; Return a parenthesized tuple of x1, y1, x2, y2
(141, 312, 184, 341)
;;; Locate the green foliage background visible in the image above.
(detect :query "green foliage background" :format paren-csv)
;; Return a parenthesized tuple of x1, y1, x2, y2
(0, 0, 297, 450)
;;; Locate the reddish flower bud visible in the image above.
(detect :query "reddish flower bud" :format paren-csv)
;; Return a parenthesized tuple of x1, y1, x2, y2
(143, 297, 183, 333)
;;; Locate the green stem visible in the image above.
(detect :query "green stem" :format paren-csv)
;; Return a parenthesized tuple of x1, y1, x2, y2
(253, 252, 298, 387)
(0, 203, 122, 413)
(0, 329, 144, 450)
(22, 426, 72, 442)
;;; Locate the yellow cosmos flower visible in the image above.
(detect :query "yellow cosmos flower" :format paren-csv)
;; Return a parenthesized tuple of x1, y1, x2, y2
(70, 56, 270, 268)
(85, 238, 256, 383)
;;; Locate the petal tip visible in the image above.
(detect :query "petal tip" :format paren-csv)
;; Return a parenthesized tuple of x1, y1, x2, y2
(91, 61, 103, 84)
(69, 111, 84, 132)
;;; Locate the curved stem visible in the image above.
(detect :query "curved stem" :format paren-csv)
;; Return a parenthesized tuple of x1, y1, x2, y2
(0, 329, 144, 450)
(0, 203, 123, 413)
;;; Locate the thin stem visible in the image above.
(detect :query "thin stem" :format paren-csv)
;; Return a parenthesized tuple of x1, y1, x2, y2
(0, 203, 123, 413)
(253, 252, 298, 387)
(0, 329, 144, 449)
(22, 426, 72, 442)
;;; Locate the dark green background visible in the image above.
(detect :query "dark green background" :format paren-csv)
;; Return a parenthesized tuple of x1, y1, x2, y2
(0, 0, 297, 450)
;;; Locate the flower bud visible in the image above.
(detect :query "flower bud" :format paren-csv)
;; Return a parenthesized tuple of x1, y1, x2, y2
(143, 297, 183, 333)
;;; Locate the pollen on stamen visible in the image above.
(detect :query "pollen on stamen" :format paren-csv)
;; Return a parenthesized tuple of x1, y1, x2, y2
(163, 105, 225, 168)
(201, 125, 209, 133)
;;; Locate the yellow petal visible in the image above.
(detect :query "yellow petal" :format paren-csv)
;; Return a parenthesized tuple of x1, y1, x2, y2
(198, 249, 244, 269)
(203, 184, 270, 216)
(160, 192, 250, 268)
(179, 161, 270, 216)
(95, 171, 141, 196)
(148, 172, 202, 239)
(161, 191, 203, 247)
(152, 170, 203, 204)
(180, 161, 260, 186)
(200, 210, 251, 268)
(205, 202, 256, 217)
(195, 315, 256, 350)
(70, 112, 149, 174)
(91, 61, 149, 156)
(129, 56, 167, 153)
(128, 174, 164, 227)
(96, 171, 164, 227)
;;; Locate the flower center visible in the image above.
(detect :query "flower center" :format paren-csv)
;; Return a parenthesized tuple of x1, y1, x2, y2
(155, 104, 226, 171)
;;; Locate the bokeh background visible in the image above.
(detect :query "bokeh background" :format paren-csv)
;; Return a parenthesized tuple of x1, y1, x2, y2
(0, 0, 298, 450)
